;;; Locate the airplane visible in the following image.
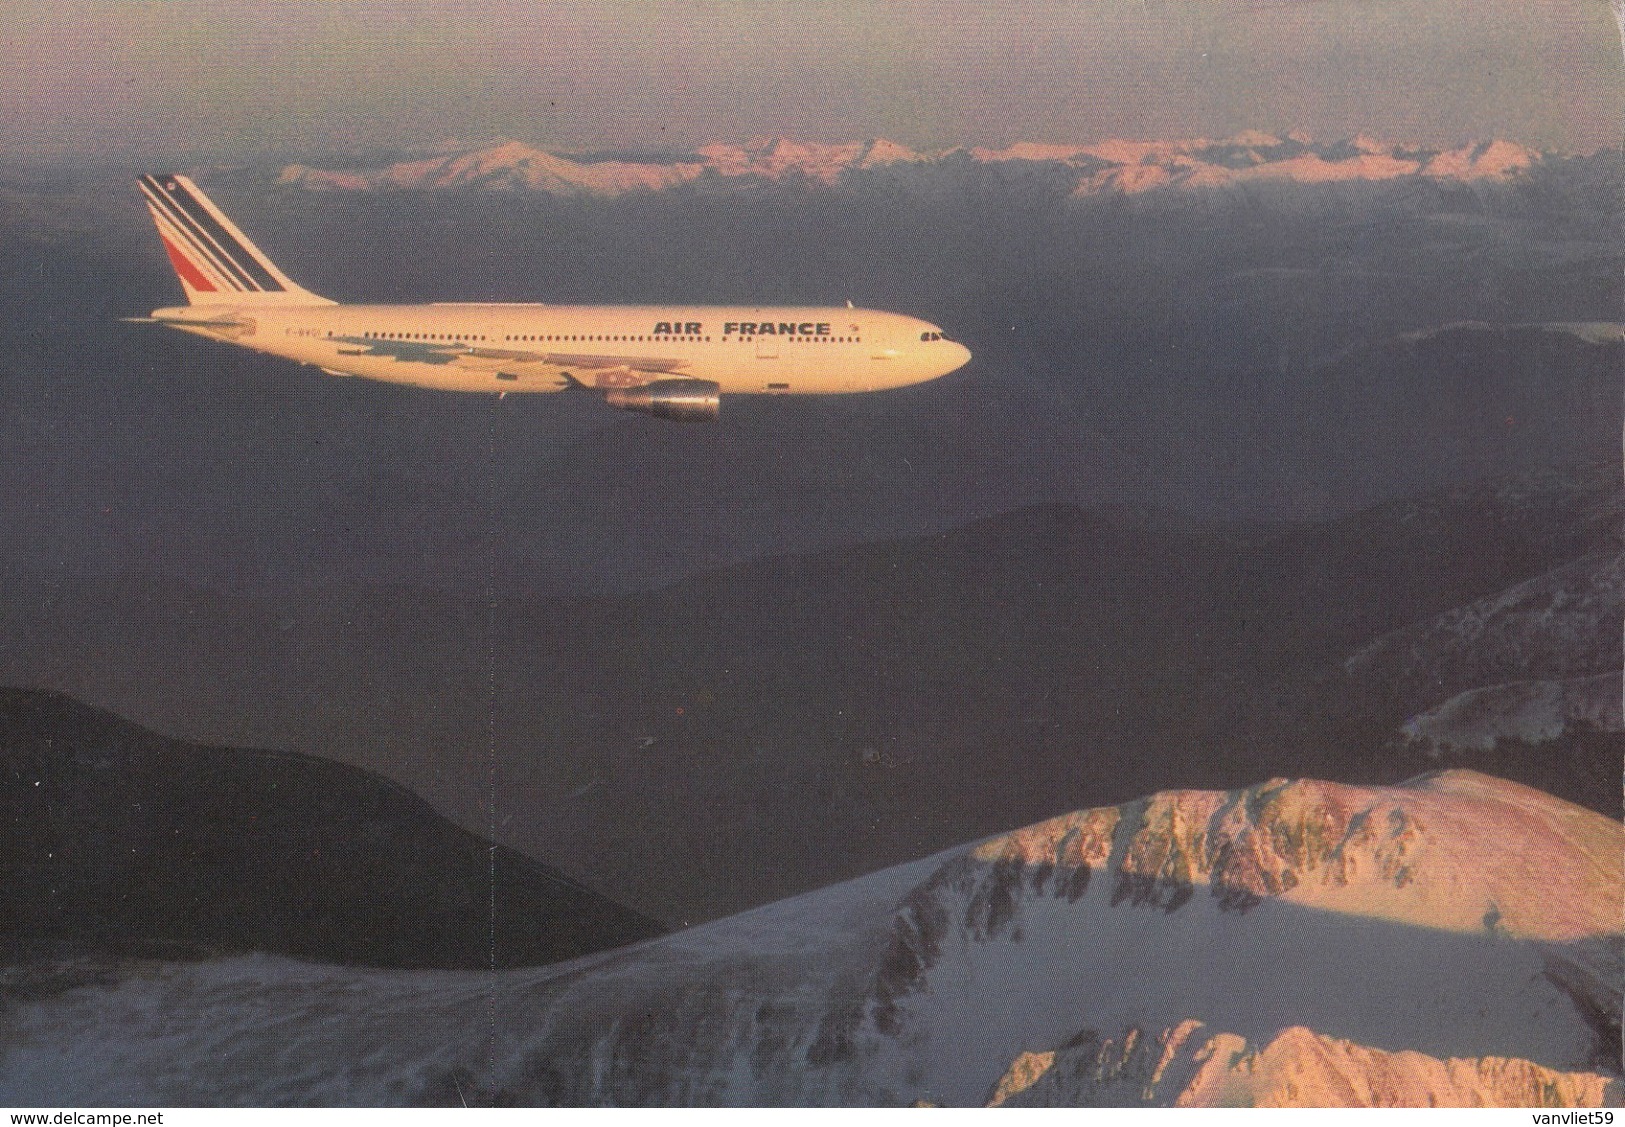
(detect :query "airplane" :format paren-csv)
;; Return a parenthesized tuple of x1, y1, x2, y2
(130, 174, 971, 420)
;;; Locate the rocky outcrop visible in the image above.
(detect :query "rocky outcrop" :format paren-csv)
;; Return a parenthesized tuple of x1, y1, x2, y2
(970, 771, 1619, 937)
(987, 1021, 1624, 1107)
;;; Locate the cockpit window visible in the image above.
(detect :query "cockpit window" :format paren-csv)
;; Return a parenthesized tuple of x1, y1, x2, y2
(919, 330, 955, 342)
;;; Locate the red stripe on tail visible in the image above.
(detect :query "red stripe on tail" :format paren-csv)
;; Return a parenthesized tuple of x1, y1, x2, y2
(160, 234, 218, 293)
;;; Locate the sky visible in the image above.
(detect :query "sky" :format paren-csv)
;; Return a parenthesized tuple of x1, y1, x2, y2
(0, 0, 1619, 163)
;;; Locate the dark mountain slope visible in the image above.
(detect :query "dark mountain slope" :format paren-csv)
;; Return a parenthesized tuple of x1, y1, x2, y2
(501, 463, 1618, 914)
(1, 465, 1614, 922)
(0, 688, 662, 968)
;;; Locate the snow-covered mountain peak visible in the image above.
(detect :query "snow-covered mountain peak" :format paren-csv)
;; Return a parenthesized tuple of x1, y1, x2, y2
(862, 771, 1620, 1103)
(279, 142, 701, 194)
(969, 141, 1094, 164)
(1352, 131, 1395, 155)
(1424, 139, 1541, 179)
(690, 136, 925, 182)
(854, 137, 928, 167)
(965, 771, 1620, 942)
(988, 1021, 1623, 1107)
(1226, 128, 1289, 149)
(5, 771, 1616, 1106)
(474, 138, 548, 162)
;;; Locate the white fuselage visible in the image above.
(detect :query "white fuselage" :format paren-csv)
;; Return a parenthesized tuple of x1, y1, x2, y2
(155, 302, 972, 396)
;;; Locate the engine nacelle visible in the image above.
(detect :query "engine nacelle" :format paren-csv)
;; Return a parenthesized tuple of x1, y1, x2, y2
(603, 379, 721, 422)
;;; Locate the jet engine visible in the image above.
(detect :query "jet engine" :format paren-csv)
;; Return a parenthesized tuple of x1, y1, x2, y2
(603, 379, 720, 422)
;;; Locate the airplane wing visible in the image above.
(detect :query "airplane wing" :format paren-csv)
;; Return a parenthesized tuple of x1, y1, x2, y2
(333, 336, 466, 365)
(334, 339, 692, 386)
(499, 350, 691, 387)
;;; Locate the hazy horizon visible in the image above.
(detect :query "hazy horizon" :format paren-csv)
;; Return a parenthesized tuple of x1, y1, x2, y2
(3, 0, 1619, 166)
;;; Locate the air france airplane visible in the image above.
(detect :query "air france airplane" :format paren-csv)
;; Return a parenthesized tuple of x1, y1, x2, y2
(132, 174, 971, 420)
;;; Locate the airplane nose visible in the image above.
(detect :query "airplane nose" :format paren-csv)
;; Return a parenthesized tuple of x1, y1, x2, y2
(947, 342, 972, 372)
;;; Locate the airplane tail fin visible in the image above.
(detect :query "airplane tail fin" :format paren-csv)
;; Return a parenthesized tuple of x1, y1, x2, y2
(138, 174, 334, 307)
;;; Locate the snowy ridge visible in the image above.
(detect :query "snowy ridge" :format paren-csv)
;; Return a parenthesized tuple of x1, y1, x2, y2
(952, 770, 1618, 940)
(1341, 467, 1621, 754)
(1403, 672, 1624, 753)
(276, 134, 1551, 196)
(1, 771, 1617, 1106)
(860, 771, 1621, 1103)
(1347, 551, 1624, 699)
(279, 140, 705, 194)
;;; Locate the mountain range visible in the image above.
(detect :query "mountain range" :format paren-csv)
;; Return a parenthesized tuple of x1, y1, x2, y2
(275, 134, 1552, 196)
(2, 766, 1616, 1106)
